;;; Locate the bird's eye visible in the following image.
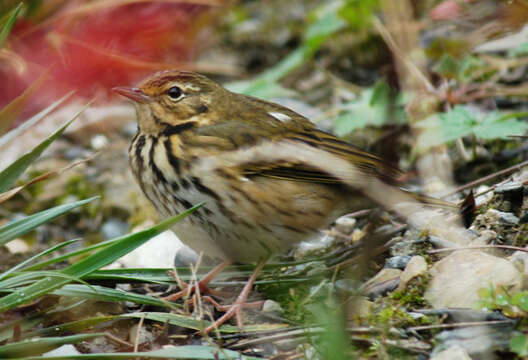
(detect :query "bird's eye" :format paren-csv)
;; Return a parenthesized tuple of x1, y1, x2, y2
(167, 86, 183, 100)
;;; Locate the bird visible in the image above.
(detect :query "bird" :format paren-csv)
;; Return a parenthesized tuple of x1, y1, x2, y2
(113, 70, 447, 333)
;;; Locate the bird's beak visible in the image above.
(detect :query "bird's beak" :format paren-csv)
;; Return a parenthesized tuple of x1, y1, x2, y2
(112, 87, 152, 104)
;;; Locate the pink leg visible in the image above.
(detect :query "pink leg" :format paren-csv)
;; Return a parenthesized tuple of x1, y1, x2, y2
(203, 259, 266, 334)
(162, 260, 232, 302)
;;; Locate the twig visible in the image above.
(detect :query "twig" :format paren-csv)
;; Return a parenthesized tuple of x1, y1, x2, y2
(408, 319, 513, 332)
(441, 159, 528, 198)
(133, 314, 145, 352)
(429, 244, 528, 254)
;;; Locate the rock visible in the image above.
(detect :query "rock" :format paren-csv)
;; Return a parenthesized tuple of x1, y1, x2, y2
(495, 181, 523, 194)
(519, 211, 528, 224)
(398, 256, 427, 290)
(509, 250, 528, 275)
(425, 251, 522, 308)
(112, 229, 185, 268)
(469, 230, 496, 246)
(483, 209, 519, 226)
(432, 323, 515, 357)
(129, 323, 154, 345)
(174, 245, 200, 267)
(64, 146, 87, 160)
(90, 134, 109, 150)
(385, 255, 412, 269)
(293, 234, 336, 260)
(262, 300, 283, 314)
(361, 268, 401, 298)
(429, 235, 458, 249)
(430, 345, 472, 360)
(4, 239, 30, 254)
(334, 216, 356, 234)
(101, 219, 129, 240)
(43, 344, 81, 356)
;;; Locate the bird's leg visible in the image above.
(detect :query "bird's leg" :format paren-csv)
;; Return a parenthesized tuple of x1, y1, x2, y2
(202, 259, 267, 334)
(163, 260, 232, 302)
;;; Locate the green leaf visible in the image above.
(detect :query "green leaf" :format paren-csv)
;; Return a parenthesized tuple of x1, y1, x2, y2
(0, 2, 22, 48)
(510, 333, 528, 356)
(333, 82, 405, 136)
(339, 0, 379, 29)
(0, 103, 88, 193)
(0, 205, 200, 312)
(0, 334, 102, 358)
(511, 292, 528, 312)
(0, 197, 97, 246)
(415, 105, 528, 151)
(12, 345, 262, 360)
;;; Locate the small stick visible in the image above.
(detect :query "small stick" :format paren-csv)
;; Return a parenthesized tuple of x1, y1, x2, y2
(428, 244, 528, 254)
(441, 159, 528, 198)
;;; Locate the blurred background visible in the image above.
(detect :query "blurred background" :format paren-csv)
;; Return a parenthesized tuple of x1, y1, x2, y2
(2, 0, 528, 358)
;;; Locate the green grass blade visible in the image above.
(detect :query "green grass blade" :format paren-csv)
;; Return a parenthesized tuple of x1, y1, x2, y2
(0, 2, 22, 48)
(0, 205, 200, 312)
(0, 238, 80, 281)
(0, 334, 102, 358)
(0, 106, 84, 193)
(0, 197, 97, 246)
(51, 284, 175, 308)
(11, 345, 261, 360)
(23, 237, 121, 271)
(0, 91, 74, 146)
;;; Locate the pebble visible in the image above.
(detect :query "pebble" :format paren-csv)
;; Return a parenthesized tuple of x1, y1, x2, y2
(398, 256, 427, 290)
(485, 209, 519, 225)
(432, 323, 514, 357)
(262, 300, 283, 314)
(494, 181, 523, 194)
(385, 255, 412, 269)
(90, 134, 109, 150)
(101, 220, 129, 240)
(430, 345, 471, 360)
(361, 268, 401, 298)
(43, 344, 81, 356)
(129, 324, 154, 345)
(64, 146, 87, 160)
(174, 246, 200, 267)
(334, 216, 357, 234)
(4, 239, 30, 254)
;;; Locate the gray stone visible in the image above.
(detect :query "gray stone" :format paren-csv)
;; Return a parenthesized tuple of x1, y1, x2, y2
(425, 251, 522, 308)
(334, 216, 357, 234)
(485, 209, 519, 225)
(430, 345, 472, 360)
(385, 255, 412, 269)
(64, 146, 87, 160)
(432, 323, 514, 357)
(262, 300, 283, 314)
(174, 245, 200, 267)
(101, 220, 129, 240)
(494, 181, 523, 194)
(398, 256, 427, 290)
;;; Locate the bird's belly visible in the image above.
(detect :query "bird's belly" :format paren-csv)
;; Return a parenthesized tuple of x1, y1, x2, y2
(129, 135, 355, 263)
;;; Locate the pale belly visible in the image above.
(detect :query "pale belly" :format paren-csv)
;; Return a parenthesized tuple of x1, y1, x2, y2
(129, 133, 365, 263)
